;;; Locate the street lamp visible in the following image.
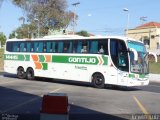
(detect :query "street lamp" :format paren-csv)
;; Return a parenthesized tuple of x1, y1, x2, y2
(72, 2, 80, 35)
(123, 8, 129, 36)
(34, 18, 40, 38)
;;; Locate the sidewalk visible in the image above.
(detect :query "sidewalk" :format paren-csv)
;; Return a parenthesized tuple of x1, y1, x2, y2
(149, 74, 160, 83)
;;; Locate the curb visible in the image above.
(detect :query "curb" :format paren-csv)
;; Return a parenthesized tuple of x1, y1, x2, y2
(149, 74, 160, 83)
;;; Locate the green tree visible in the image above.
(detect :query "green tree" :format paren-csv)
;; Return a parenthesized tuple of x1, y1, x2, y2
(12, 0, 75, 34)
(9, 31, 16, 39)
(76, 30, 90, 37)
(9, 23, 38, 39)
(0, 32, 6, 46)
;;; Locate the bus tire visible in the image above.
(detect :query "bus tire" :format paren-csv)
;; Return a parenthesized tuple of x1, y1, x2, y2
(26, 68, 35, 80)
(92, 73, 105, 88)
(17, 67, 26, 79)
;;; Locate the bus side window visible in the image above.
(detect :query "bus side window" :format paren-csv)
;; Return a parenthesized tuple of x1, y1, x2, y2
(68, 41, 73, 53)
(20, 42, 25, 52)
(34, 42, 39, 52)
(46, 42, 51, 53)
(6, 42, 12, 52)
(58, 41, 63, 53)
(98, 39, 108, 55)
(39, 42, 43, 52)
(13, 42, 19, 52)
(77, 41, 82, 53)
(51, 42, 56, 53)
(81, 40, 88, 53)
(73, 41, 77, 53)
(43, 42, 46, 52)
(89, 40, 98, 53)
(31, 42, 34, 52)
(26, 42, 31, 52)
(23, 42, 27, 52)
(63, 41, 71, 53)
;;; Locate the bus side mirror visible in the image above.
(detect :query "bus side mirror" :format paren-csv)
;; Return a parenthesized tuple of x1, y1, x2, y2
(129, 48, 138, 61)
(148, 52, 158, 62)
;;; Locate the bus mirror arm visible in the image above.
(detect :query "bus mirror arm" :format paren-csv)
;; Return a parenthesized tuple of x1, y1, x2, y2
(148, 52, 158, 62)
(129, 48, 138, 61)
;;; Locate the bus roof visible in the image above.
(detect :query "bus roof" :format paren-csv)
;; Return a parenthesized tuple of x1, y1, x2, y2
(6, 35, 138, 43)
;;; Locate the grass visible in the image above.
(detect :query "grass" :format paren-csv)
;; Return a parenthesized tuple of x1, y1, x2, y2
(0, 48, 4, 72)
(0, 48, 159, 73)
(149, 56, 160, 74)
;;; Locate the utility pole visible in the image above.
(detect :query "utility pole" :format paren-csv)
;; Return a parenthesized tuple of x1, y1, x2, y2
(34, 18, 40, 38)
(72, 2, 80, 35)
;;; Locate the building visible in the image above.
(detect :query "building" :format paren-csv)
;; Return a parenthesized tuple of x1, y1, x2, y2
(127, 22, 160, 54)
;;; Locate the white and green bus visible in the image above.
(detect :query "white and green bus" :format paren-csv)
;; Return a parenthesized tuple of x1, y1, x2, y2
(4, 35, 156, 88)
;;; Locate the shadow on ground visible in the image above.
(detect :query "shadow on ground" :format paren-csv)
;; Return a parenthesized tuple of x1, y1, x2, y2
(2, 72, 141, 92)
(0, 85, 130, 120)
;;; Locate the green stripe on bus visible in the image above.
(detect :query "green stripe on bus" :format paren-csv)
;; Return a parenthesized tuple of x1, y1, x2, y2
(129, 74, 147, 78)
(42, 63, 48, 70)
(139, 74, 146, 78)
(129, 74, 135, 78)
(39, 55, 45, 62)
(25, 55, 30, 61)
(102, 55, 108, 65)
(52, 55, 105, 65)
(51, 55, 108, 65)
(4, 54, 30, 61)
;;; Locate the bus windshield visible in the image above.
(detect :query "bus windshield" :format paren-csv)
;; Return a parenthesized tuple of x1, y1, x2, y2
(127, 40, 148, 74)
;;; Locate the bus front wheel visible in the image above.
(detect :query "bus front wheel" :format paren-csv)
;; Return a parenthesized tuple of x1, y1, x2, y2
(17, 67, 26, 79)
(92, 73, 105, 88)
(26, 68, 35, 80)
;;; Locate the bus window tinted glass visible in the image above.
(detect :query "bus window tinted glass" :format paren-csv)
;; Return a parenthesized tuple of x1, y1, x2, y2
(77, 41, 82, 53)
(90, 41, 98, 53)
(13, 42, 19, 52)
(6, 42, 12, 52)
(52, 42, 56, 52)
(20, 42, 25, 52)
(68, 41, 73, 53)
(98, 39, 108, 55)
(63, 41, 72, 53)
(110, 39, 129, 71)
(46, 42, 51, 52)
(58, 41, 63, 53)
(26, 42, 31, 52)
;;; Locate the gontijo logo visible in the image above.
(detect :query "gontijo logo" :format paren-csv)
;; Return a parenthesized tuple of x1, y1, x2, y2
(51, 55, 108, 65)
(68, 57, 96, 64)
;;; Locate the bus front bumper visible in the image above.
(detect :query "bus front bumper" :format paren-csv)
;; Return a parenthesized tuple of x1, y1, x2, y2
(127, 78, 149, 87)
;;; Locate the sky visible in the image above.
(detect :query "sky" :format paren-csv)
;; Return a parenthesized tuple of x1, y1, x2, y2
(0, 0, 160, 38)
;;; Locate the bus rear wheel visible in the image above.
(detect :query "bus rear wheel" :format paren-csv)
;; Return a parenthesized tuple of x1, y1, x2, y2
(17, 67, 26, 79)
(92, 73, 105, 88)
(26, 68, 35, 80)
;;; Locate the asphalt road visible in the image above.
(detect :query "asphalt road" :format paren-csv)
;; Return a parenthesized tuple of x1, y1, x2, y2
(0, 73, 160, 120)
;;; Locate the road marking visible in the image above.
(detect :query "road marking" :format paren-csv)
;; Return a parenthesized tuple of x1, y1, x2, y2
(48, 87, 64, 94)
(2, 87, 64, 113)
(133, 96, 152, 120)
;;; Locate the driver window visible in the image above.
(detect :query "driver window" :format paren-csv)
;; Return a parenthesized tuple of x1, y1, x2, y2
(118, 40, 129, 71)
